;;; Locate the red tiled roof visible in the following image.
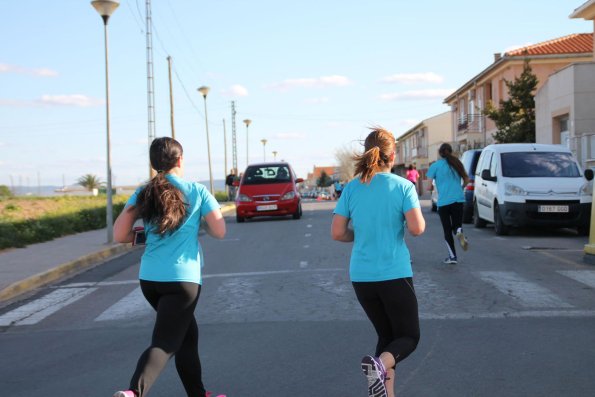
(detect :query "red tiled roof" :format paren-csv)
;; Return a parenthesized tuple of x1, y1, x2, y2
(506, 33, 593, 56)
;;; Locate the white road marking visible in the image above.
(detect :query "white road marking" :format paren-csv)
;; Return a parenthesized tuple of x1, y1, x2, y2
(421, 310, 595, 320)
(307, 224, 313, 228)
(477, 271, 572, 308)
(557, 270, 595, 289)
(95, 287, 152, 321)
(303, 245, 310, 249)
(0, 287, 96, 326)
(305, 233, 312, 237)
(300, 261, 308, 268)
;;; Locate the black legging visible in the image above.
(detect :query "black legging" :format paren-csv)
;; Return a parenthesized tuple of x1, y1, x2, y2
(130, 281, 204, 397)
(438, 202, 464, 259)
(352, 278, 420, 366)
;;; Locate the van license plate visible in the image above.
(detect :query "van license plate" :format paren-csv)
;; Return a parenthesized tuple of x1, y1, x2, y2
(538, 205, 569, 213)
(257, 204, 278, 211)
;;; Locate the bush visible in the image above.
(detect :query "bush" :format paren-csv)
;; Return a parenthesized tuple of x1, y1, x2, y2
(0, 199, 126, 250)
(0, 185, 13, 197)
(214, 191, 230, 202)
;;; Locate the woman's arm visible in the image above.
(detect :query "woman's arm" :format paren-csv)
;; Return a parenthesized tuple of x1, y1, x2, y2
(202, 209, 226, 239)
(113, 206, 139, 243)
(405, 207, 425, 236)
(331, 214, 354, 242)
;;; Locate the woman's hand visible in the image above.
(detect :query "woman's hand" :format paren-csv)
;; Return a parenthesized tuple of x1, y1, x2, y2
(202, 209, 226, 239)
(405, 207, 425, 236)
(331, 214, 354, 242)
(113, 206, 139, 243)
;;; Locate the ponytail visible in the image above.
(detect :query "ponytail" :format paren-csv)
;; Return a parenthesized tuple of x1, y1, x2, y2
(353, 127, 395, 184)
(439, 143, 469, 186)
(135, 137, 187, 235)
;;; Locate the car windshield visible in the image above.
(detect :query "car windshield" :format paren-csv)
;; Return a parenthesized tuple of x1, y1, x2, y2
(242, 165, 291, 185)
(501, 152, 580, 178)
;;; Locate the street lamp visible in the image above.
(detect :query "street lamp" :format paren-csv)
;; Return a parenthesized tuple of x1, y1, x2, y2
(243, 119, 251, 169)
(272, 151, 278, 161)
(198, 86, 214, 194)
(91, 0, 119, 244)
(260, 139, 268, 162)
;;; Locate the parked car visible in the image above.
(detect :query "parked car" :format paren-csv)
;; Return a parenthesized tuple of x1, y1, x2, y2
(235, 162, 303, 222)
(460, 149, 483, 223)
(473, 143, 592, 235)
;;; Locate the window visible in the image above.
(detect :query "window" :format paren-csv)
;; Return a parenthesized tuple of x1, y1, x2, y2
(243, 165, 291, 185)
(501, 152, 580, 178)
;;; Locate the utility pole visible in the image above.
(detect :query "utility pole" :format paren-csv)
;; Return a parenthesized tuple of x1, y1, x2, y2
(167, 55, 175, 139)
(231, 101, 238, 174)
(223, 119, 228, 177)
(146, 0, 156, 178)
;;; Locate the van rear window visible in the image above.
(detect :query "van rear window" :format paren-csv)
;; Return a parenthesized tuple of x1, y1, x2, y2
(242, 165, 291, 185)
(501, 152, 580, 178)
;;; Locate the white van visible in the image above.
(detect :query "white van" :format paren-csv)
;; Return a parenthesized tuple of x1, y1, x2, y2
(473, 143, 592, 235)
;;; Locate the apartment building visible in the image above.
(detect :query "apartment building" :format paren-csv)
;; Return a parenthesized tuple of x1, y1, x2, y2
(444, 33, 593, 152)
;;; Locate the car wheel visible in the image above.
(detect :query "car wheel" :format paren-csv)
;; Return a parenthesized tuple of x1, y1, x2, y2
(292, 204, 302, 220)
(473, 201, 486, 228)
(236, 214, 245, 223)
(494, 203, 509, 236)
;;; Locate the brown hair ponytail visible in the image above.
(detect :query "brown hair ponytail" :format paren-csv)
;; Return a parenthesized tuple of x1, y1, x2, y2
(353, 127, 395, 183)
(135, 137, 187, 235)
(438, 143, 469, 185)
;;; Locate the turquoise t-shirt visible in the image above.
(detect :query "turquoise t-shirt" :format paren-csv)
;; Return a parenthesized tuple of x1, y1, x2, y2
(333, 172, 420, 282)
(427, 158, 465, 207)
(126, 174, 220, 284)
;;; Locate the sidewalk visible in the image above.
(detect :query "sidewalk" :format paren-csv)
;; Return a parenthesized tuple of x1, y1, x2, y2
(0, 203, 235, 305)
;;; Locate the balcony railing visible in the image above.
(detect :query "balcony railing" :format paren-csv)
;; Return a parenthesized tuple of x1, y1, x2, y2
(457, 114, 484, 133)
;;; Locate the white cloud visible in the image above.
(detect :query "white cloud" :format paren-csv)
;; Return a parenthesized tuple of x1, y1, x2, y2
(37, 94, 104, 107)
(379, 88, 454, 101)
(0, 63, 58, 77)
(221, 84, 249, 97)
(380, 72, 444, 84)
(269, 75, 351, 91)
(305, 97, 329, 104)
(274, 132, 306, 140)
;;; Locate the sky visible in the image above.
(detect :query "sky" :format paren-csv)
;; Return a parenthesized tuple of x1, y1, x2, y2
(1, 0, 592, 189)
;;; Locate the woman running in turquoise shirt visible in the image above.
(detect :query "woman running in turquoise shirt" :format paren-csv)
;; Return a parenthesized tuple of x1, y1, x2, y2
(332, 127, 425, 397)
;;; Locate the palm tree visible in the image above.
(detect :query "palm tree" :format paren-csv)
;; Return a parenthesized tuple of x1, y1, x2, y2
(77, 174, 103, 192)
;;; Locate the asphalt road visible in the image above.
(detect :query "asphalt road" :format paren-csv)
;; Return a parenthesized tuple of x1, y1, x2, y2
(1, 200, 595, 396)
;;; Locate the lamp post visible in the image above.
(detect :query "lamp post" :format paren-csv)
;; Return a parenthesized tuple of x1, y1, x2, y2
(260, 139, 267, 162)
(272, 151, 278, 161)
(91, 0, 119, 244)
(198, 86, 214, 194)
(243, 119, 251, 169)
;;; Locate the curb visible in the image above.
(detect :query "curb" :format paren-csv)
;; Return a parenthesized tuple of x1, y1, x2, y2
(0, 244, 137, 304)
(0, 203, 236, 304)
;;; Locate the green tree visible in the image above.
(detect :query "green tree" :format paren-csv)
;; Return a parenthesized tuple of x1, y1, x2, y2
(0, 185, 13, 197)
(317, 171, 333, 187)
(77, 174, 103, 192)
(483, 59, 538, 143)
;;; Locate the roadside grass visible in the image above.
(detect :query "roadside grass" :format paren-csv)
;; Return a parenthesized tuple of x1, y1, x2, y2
(0, 195, 128, 250)
(0, 191, 231, 250)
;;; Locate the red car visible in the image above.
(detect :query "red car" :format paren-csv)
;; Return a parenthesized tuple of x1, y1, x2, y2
(235, 162, 303, 222)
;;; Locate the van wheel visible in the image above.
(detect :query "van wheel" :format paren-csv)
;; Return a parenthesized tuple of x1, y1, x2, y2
(473, 201, 486, 228)
(494, 203, 509, 235)
(578, 224, 590, 236)
(236, 214, 245, 223)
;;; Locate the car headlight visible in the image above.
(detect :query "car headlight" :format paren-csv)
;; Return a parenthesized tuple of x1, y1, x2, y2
(504, 183, 526, 196)
(281, 191, 296, 200)
(580, 182, 593, 196)
(237, 194, 252, 202)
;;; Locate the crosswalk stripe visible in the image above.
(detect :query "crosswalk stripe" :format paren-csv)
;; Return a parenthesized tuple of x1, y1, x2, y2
(477, 271, 572, 309)
(557, 270, 595, 289)
(95, 287, 152, 322)
(0, 287, 96, 326)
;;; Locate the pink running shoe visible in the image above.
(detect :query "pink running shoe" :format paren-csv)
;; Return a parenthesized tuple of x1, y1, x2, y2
(113, 391, 136, 397)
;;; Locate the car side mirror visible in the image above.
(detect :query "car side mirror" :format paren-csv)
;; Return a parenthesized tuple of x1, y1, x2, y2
(232, 180, 240, 187)
(295, 178, 304, 184)
(481, 169, 496, 182)
(585, 169, 594, 181)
